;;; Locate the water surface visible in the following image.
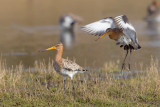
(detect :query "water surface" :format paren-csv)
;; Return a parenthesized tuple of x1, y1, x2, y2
(0, 0, 159, 69)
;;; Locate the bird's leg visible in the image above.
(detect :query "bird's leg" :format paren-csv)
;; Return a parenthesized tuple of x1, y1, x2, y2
(128, 49, 132, 71)
(63, 79, 66, 102)
(121, 49, 128, 71)
(71, 80, 75, 100)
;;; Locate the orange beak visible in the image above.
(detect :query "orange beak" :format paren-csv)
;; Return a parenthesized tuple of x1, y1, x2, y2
(45, 46, 56, 51)
(39, 46, 56, 52)
(95, 32, 107, 41)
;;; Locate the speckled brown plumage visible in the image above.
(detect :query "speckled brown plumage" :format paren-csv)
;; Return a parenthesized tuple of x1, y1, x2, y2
(52, 43, 87, 79)
(41, 42, 87, 101)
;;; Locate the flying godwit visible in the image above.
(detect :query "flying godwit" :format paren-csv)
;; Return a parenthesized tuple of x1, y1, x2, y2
(82, 15, 141, 71)
(40, 42, 87, 100)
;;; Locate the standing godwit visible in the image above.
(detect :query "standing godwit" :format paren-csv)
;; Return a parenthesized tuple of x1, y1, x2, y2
(82, 15, 141, 71)
(40, 42, 87, 100)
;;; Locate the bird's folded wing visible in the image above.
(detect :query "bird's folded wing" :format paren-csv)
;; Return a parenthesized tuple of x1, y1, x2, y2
(62, 59, 82, 71)
(81, 17, 115, 36)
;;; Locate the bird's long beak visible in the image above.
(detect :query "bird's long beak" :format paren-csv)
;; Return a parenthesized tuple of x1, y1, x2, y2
(95, 32, 107, 41)
(39, 46, 56, 52)
(46, 46, 56, 51)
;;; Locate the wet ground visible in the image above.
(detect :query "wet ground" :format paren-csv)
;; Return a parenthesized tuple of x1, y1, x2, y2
(0, 0, 160, 69)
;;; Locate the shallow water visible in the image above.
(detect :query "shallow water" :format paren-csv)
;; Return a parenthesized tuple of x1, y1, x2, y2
(0, 0, 160, 69)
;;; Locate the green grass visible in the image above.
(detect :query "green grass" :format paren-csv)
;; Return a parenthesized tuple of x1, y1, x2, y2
(0, 59, 160, 106)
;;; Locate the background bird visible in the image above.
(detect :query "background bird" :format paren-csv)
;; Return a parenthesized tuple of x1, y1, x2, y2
(147, 0, 159, 16)
(40, 42, 87, 101)
(82, 15, 141, 71)
(144, 0, 160, 23)
(59, 13, 83, 49)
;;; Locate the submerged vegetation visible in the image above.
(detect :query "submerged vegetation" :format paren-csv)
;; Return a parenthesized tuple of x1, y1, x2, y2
(0, 58, 159, 106)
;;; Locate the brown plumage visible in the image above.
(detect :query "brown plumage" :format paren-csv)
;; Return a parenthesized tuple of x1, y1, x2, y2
(40, 42, 87, 101)
(82, 15, 141, 71)
(147, 0, 159, 15)
(107, 28, 123, 41)
(144, 0, 160, 22)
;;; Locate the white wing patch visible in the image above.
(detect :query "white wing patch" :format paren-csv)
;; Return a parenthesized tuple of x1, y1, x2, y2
(114, 15, 136, 32)
(82, 17, 115, 36)
(114, 15, 138, 45)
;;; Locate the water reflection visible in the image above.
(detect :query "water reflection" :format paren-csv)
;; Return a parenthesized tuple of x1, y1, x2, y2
(60, 29, 75, 49)
(1, 0, 160, 69)
(59, 13, 82, 49)
(146, 22, 160, 37)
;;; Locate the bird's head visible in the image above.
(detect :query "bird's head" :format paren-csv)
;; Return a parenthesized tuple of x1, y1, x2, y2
(106, 28, 113, 33)
(40, 43, 63, 52)
(95, 28, 112, 41)
(153, 0, 158, 7)
(60, 15, 77, 30)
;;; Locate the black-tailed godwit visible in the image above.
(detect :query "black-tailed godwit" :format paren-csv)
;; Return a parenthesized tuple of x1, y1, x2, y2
(40, 42, 87, 100)
(82, 15, 141, 71)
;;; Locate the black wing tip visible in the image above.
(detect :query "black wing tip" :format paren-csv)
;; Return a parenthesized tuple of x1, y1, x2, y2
(81, 26, 86, 30)
(103, 17, 113, 20)
(81, 26, 87, 32)
(138, 44, 141, 49)
(83, 69, 88, 71)
(76, 69, 88, 71)
(122, 15, 129, 23)
(123, 44, 141, 50)
(81, 26, 89, 32)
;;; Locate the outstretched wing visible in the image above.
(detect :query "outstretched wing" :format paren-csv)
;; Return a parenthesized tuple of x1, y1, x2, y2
(81, 17, 115, 36)
(114, 15, 137, 43)
(114, 15, 135, 32)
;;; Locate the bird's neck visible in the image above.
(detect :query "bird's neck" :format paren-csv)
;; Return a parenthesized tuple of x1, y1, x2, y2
(55, 49, 63, 62)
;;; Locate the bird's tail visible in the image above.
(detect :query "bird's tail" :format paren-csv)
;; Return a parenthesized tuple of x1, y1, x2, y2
(138, 44, 141, 49)
(76, 69, 88, 73)
(132, 43, 141, 50)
